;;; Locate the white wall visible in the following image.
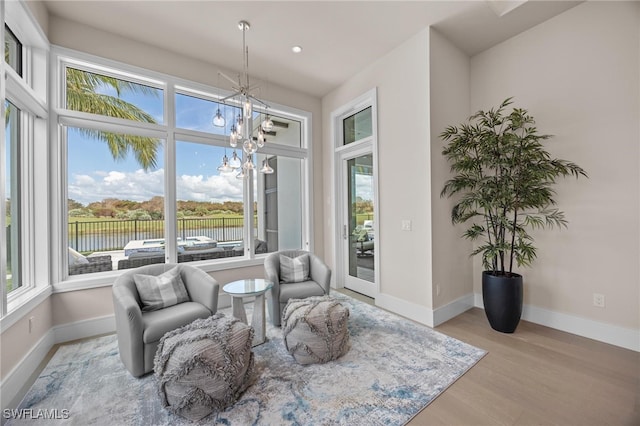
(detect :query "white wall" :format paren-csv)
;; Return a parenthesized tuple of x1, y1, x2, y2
(323, 29, 434, 324)
(428, 28, 474, 318)
(470, 2, 640, 334)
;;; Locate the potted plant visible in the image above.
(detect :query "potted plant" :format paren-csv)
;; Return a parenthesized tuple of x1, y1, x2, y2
(440, 98, 587, 333)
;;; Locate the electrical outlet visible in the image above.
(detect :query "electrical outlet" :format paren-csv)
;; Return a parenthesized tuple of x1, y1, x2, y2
(436, 284, 441, 297)
(29, 316, 35, 333)
(593, 293, 605, 308)
(401, 220, 412, 231)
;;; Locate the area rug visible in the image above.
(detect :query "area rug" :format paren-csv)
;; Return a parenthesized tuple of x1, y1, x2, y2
(11, 294, 486, 425)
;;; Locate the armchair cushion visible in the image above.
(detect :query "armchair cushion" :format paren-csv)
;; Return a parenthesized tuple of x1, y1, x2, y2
(134, 266, 189, 312)
(142, 302, 212, 343)
(280, 253, 310, 283)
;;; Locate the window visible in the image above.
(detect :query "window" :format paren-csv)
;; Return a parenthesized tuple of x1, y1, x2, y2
(55, 51, 311, 280)
(2, 1, 49, 319)
(67, 127, 165, 274)
(343, 106, 372, 145)
(4, 101, 22, 293)
(5, 25, 22, 76)
(66, 67, 164, 124)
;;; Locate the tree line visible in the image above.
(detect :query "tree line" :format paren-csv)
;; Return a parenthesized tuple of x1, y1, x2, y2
(68, 197, 245, 219)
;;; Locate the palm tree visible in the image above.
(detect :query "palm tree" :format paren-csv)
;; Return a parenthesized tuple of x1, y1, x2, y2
(66, 68, 161, 170)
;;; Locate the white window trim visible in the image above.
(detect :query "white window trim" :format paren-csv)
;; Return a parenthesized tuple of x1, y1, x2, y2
(2, 0, 50, 324)
(51, 46, 313, 291)
(330, 88, 380, 292)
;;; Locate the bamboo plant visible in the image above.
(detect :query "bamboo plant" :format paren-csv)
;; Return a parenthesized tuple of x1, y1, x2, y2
(440, 98, 587, 276)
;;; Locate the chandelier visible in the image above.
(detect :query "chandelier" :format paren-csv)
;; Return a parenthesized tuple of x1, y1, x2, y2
(216, 20, 274, 177)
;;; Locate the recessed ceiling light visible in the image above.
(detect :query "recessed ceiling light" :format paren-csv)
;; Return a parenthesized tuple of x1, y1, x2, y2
(292, 46, 303, 54)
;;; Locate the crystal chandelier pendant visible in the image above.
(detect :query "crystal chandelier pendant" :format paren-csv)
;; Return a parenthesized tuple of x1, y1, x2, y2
(262, 114, 274, 132)
(213, 108, 225, 127)
(260, 158, 274, 174)
(236, 114, 243, 134)
(257, 127, 265, 148)
(217, 154, 233, 172)
(243, 98, 252, 118)
(243, 157, 255, 171)
(229, 150, 242, 169)
(236, 168, 246, 180)
(229, 125, 238, 147)
(242, 138, 257, 155)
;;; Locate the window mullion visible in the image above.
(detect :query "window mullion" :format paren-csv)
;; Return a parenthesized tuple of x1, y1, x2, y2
(164, 84, 178, 263)
(244, 171, 254, 258)
(6, 66, 47, 118)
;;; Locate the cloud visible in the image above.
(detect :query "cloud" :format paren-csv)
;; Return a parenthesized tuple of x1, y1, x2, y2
(355, 173, 374, 202)
(68, 168, 243, 206)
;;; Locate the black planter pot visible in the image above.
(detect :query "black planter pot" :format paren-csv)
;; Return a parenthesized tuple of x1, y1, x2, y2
(482, 271, 523, 333)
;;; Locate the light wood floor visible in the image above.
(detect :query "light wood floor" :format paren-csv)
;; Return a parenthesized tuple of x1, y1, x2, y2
(21, 291, 640, 425)
(339, 289, 639, 426)
(416, 309, 639, 425)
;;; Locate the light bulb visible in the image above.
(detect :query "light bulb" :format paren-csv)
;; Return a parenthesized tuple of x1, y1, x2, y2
(217, 154, 232, 172)
(262, 115, 274, 132)
(236, 114, 243, 134)
(229, 125, 238, 147)
(257, 128, 265, 148)
(243, 157, 255, 170)
(213, 109, 225, 127)
(230, 151, 242, 169)
(242, 138, 257, 155)
(260, 158, 274, 174)
(243, 99, 252, 118)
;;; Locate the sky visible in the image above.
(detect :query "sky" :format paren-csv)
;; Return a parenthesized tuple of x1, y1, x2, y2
(8, 73, 373, 207)
(66, 84, 248, 206)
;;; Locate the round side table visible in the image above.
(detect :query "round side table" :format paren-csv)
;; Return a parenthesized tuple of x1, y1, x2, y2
(223, 279, 274, 346)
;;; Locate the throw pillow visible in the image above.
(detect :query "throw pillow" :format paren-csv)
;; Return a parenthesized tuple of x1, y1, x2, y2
(280, 254, 310, 283)
(134, 267, 190, 312)
(68, 247, 89, 266)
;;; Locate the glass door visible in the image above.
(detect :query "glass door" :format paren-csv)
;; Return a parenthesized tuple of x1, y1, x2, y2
(343, 153, 376, 297)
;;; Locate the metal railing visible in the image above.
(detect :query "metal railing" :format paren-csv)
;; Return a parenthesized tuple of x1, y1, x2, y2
(68, 217, 250, 253)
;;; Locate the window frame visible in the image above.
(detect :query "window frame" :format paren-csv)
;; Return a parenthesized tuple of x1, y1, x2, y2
(52, 46, 313, 292)
(1, 0, 50, 327)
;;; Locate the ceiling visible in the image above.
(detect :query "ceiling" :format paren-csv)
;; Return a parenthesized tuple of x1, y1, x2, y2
(41, 1, 581, 98)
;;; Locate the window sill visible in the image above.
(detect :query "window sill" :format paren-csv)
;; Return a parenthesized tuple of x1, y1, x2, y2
(52, 256, 266, 294)
(1, 285, 52, 333)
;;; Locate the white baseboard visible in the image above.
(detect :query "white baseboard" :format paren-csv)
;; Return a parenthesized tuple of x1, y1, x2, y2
(474, 293, 640, 352)
(433, 293, 475, 327)
(52, 315, 115, 344)
(1, 297, 238, 413)
(0, 329, 56, 414)
(376, 292, 435, 327)
(1, 315, 116, 414)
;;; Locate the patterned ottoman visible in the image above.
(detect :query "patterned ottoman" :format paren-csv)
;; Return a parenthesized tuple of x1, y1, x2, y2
(282, 296, 350, 365)
(154, 313, 254, 421)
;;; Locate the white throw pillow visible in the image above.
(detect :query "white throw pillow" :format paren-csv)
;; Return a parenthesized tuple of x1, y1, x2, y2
(280, 254, 310, 283)
(68, 247, 89, 266)
(134, 267, 190, 312)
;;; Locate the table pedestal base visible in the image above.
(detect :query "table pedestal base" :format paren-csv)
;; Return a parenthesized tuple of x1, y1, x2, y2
(231, 293, 267, 346)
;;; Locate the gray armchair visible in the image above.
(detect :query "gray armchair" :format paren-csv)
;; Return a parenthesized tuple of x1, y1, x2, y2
(264, 250, 331, 326)
(112, 263, 219, 377)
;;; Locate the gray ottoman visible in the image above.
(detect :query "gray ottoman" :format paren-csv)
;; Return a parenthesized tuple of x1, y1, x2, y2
(282, 296, 350, 365)
(154, 313, 254, 421)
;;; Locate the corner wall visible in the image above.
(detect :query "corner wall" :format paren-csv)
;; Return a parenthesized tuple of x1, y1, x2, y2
(428, 28, 473, 323)
(470, 1, 640, 347)
(322, 29, 434, 324)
